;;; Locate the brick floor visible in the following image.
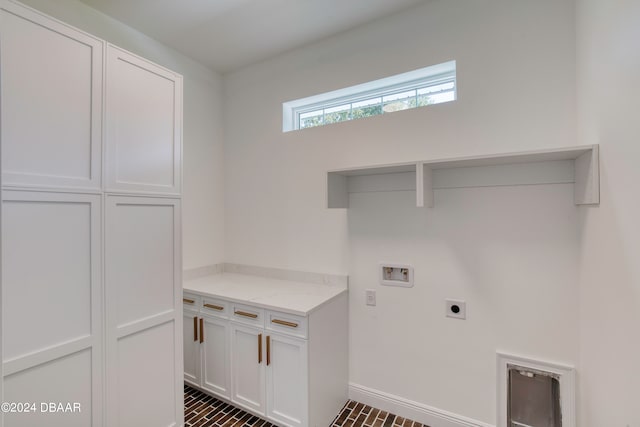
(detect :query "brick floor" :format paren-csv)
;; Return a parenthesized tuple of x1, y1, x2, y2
(330, 400, 427, 427)
(184, 385, 276, 427)
(184, 384, 427, 427)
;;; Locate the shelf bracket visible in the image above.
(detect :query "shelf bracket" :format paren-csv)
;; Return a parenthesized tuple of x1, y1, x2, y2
(416, 162, 433, 208)
(327, 172, 348, 208)
(574, 145, 599, 205)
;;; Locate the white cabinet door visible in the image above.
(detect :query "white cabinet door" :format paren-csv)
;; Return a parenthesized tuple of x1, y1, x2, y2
(105, 196, 182, 427)
(1, 190, 102, 426)
(266, 333, 308, 427)
(105, 45, 182, 195)
(0, 1, 103, 190)
(201, 315, 231, 399)
(231, 323, 266, 414)
(183, 312, 200, 387)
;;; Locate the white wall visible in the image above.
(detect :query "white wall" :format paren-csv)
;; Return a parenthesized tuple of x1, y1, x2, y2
(223, 0, 578, 424)
(223, 0, 576, 273)
(17, 0, 226, 270)
(576, 1, 640, 426)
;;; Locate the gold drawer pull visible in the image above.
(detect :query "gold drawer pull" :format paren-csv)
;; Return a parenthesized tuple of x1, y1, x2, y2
(271, 319, 298, 328)
(204, 303, 224, 311)
(258, 334, 262, 364)
(266, 335, 271, 366)
(234, 310, 258, 319)
(183, 298, 195, 304)
(193, 316, 198, 342)
(199, 318, 204, 343)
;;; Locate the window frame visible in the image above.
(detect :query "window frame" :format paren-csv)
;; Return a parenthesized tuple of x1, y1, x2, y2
(282, 60, 456, 132)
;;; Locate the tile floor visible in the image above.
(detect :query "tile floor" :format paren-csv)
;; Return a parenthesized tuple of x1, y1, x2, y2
(184, 385, 427, 427)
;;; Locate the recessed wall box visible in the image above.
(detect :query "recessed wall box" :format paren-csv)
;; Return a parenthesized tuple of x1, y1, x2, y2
(380, 264, 414, 287)
(446, 299, 466, 319)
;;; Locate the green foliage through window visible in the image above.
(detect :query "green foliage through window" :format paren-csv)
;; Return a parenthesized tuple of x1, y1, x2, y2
(297, 81, 454, 129)
(283, 61, 457, 132)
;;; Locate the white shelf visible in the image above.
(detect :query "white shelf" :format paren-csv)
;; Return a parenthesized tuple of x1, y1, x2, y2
(327, 145, 599, 208)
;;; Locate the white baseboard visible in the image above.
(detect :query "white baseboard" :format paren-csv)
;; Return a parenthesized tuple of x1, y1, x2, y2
(348, 383, 493, 427)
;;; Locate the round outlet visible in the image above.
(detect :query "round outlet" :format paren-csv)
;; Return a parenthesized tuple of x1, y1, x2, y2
(445, 299, 466, 319)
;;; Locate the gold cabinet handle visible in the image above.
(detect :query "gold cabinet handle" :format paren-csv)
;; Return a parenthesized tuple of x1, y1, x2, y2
(183, 298, 195, 304)
(204, 303, 224, 311)
(199, 318, 204, 343)
(271, 319, 298, 328)
(234, 310, 258, 319)
(193, 316, 198, 342)
(258, 334, 262, 364)
(266, 336, 271, 366)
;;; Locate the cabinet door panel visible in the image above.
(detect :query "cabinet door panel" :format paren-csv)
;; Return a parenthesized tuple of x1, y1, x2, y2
(105, 196, 182, 427)
(2, 192, 99, 360)
(3, 349, 94, 427)
(231, 324, 265, 414)
(183, 313, 199, 386)
(266, 333, 308, 427)
(106, 46, 182, 195)
(1, 191, 103, 426)
(0, 2, 102, 189)
(202, 316, 230, 398)
(107, 199, 177, 326)
(116, 322, 178, 427)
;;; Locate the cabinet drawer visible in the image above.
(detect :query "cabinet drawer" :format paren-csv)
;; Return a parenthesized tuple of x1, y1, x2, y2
(201, 297, 228, 319)
(183, 293, 200, 313)
(230, 303, 264, 327)
(266, 311, 308, 339)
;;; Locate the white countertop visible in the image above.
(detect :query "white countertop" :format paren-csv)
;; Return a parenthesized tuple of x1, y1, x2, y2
(183, 273, 348, 316)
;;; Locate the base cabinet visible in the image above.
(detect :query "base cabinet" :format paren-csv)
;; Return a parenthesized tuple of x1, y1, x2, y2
(183, 312, 199, 386)
(265, 333, 308, 427)
(231, 325, 307, 427)
(184, 290, 348, 427)
(202, 316, 231, 398)
(230, 324, 265, 414)
(183, 296, 232, 400)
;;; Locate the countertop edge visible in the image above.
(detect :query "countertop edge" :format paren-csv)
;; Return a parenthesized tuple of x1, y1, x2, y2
(185, 263, 349, 288)
(182, 286, 348, 317)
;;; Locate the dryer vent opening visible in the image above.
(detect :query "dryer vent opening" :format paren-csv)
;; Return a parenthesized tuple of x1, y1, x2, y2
(507, 364, 561, 427)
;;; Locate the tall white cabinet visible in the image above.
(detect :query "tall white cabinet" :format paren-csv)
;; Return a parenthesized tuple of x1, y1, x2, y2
(2, 191, 103, 427)
(0, 1, 103, 191)
(0, 1, 184, 426)
(105, 196, 182, 427)
(105, 46, 182, 196)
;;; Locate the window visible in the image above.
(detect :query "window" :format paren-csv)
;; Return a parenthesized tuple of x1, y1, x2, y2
(282, 60, 456, 132)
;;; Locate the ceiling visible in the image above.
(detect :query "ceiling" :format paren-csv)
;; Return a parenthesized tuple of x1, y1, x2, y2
(79, 0, 427, 74)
